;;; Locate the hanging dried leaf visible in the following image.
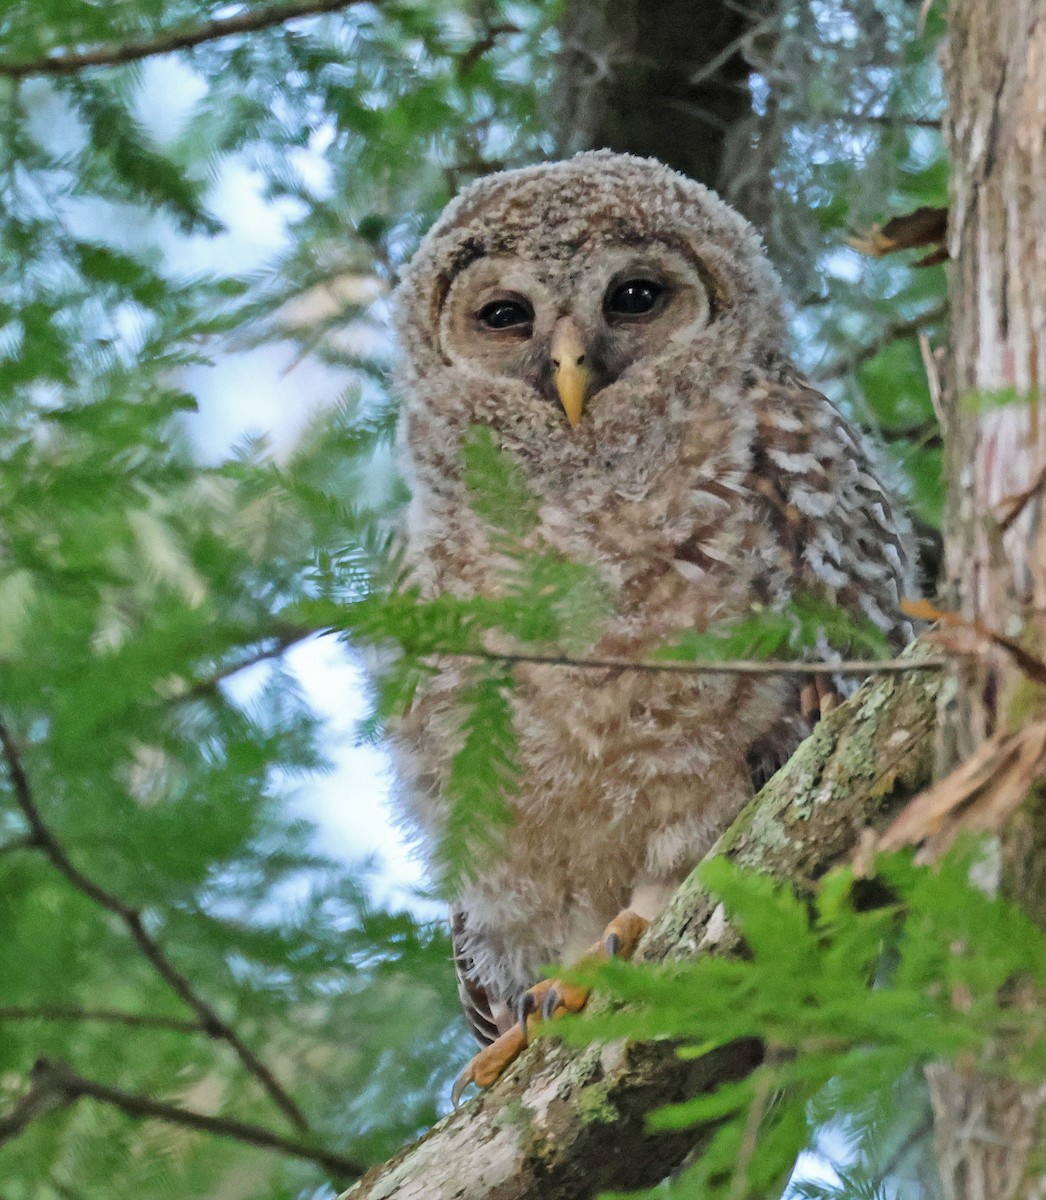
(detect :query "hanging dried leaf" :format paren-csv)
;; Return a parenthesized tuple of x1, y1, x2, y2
(867, 720, 1046, 862)
(901, 598, 1046, 687)
(847, 205, 948, 262)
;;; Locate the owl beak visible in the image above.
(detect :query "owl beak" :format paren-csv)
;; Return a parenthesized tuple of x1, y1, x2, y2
(550, 317, 592, 428)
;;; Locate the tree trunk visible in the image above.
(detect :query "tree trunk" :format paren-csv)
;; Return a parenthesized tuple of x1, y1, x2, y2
(943, 0, 1046, 751)
(556, 0, 767, 192)
(931, 3, 1046, 1196)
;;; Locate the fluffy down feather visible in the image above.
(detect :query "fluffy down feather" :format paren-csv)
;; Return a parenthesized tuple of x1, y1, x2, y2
(388, 152, 917, 1042)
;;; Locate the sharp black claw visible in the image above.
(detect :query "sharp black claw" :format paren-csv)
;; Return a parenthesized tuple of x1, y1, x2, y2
(516, 991, 536, 1045)
(541, 986, 560, 1022)
(451, 1067, 473, 1109)
(605, 931, 621, 958)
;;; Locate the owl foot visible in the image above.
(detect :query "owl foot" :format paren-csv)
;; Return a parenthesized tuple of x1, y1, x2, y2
(801, 676, 842, 722)
(450, 1024, 528, 1107)
(450, 909, 649, 1106)
(525, 909, 650, 1025)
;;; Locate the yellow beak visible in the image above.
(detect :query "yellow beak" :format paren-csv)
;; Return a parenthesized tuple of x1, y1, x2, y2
(551, 317, 592, 428)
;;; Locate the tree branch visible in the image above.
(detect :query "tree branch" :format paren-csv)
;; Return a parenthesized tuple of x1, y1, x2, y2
(0, 1006, 202, 1035)
(339, 652, 940, 1200)
(0, 831, 39, 854)
(813, 305, 949, 384)
(0, 0, 368, 79)
(0, 1071, 72, 1147)
(437, 647, 948, 677)
(0, 720, 310, 1133)
(174, 624, 317, 705)
(0, 1059, 365, 1183)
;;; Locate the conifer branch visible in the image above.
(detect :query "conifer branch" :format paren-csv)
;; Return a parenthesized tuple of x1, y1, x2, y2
(0, 721, 311, 1134)
(176, 625, 317, 704)
(0, 1058, 366, 1182)
(0, 1006, 203, 1035)
(0, 0, 368, 79)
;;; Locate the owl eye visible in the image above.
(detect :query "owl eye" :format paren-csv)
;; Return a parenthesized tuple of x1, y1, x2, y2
(476, 298, 534, 331)
(605, 279, 665, 317)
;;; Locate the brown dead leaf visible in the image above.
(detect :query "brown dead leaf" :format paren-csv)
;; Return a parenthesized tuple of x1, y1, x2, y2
(901, 598, 1046, 686)
(847, 205, 948, 262)
(869, 719, 1046, 862)
(914, 246, 949, 268)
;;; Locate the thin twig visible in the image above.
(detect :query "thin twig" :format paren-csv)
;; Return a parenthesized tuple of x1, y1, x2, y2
(435, 648, 949, 678)
(728, 1065, 775, 1200)
(0, 1072, 71, 1146)
(870, 1112, 935, 1190)
(813, 304, 948, 384)
(2, 1059, 365, 1182)
(919, 330, 946, 428)
(809, 109, 942, 129)
(175, 625, 316, 704)
(0, 1006, 202, 1035)
(0, 721, 310, 1133)
(48, 1175, 87, 1200)
(996, 464, 1046, 533)
(688, 10, 778, 87)
(0, 0, 367, 79)
(0, 831, 38, 854)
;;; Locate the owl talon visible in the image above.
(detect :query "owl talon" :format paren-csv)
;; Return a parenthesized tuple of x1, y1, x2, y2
(516, 993, 533, 1044)
(451, 1065, 472, 1109)
(602, 910, 650, 959)
(453, 911, 651, 1100)
(452, 1022, 529, 1106)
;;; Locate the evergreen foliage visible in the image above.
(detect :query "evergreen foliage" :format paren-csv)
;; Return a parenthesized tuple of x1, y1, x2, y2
(550, 848, 1046, 1200)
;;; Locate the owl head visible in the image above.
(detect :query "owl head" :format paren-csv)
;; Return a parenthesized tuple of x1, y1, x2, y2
(394, 152, 790, 484)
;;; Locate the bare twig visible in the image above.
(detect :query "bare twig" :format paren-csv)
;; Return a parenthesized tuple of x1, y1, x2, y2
(870, 1112, 934, 1191)
(688, 10, 778, 87)
(728, 1065, 776, 1200)
(456, 23, 520, 79)
(0, 1006, 202, 1035)
(919, 330, 946, 427)
(0, 721, 310, 1133)
(996, 464, 1046, 533)
(0, 831, 38, 854)
(1, 1059, 365, 1182)
(175, 625, 316, 704)
(436, 648, 949, 678)
(0, 1071, 71, 1146)
(0, 0, 368, 79)
(810, 109, 942, 129)
(876, 419, 942, 449)
(813, 304, 948, 384)
(48, 1175, 87, 1200)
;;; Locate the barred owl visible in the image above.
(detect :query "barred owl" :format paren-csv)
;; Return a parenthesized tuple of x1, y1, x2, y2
(389, 152, 916, 1097)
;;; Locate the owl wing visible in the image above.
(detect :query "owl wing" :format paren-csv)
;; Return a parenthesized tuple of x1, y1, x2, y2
(450, 905, 504, 1047)
(748, 371, 917, 657)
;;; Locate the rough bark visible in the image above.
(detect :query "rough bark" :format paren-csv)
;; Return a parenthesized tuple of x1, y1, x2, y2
(942, 0, 1046, 758)
(556, 0, 767, 192)
(339, 660, 939, 1200)
(929, 3, 1046, 1197)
